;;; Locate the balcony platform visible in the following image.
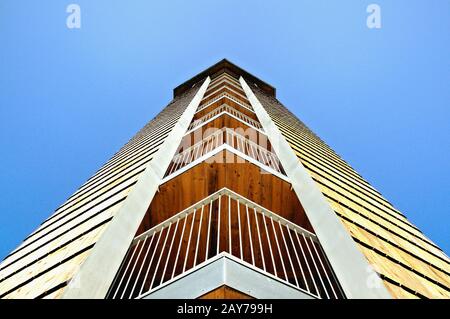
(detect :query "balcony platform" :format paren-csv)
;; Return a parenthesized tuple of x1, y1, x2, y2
(141, 253, 315, 299)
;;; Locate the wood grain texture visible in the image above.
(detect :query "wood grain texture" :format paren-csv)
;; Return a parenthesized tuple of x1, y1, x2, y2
(199, 285, 252, 299)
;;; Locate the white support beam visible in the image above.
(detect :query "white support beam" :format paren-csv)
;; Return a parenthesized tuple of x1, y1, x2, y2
(240, 77, 391, 299)
(62, 77, 211, 299)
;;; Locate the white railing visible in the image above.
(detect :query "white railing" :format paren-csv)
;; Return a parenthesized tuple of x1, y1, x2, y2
(206, 77, 243, 96)
(202, 86, 249, 106)
(209, 73, 241, 88)
(196, 92, 254, 114)
(164, 128, 285, 178)
(187, 104, 263, 132)
(107, 188, 342, 299)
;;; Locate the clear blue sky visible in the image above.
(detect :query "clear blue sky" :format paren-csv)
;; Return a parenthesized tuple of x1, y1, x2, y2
(0, 1, 449, 260)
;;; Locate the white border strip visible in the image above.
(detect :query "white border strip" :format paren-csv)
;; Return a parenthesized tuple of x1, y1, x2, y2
(240, 77, 391, 299)
(62, 77, 211, 299)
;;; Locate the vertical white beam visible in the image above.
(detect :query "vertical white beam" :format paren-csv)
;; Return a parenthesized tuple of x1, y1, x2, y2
(240, 77, 391, 299)
(63, 77, 211, 299)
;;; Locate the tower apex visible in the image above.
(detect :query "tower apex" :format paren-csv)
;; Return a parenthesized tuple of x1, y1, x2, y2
(173, 58, 276, 98)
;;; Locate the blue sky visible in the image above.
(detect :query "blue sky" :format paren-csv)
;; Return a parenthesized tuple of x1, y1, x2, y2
(0, 1, 448, 260)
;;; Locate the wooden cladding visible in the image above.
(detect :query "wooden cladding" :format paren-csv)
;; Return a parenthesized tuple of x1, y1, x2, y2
(138, 150, 310, 234)
(199, 286, 252, 299)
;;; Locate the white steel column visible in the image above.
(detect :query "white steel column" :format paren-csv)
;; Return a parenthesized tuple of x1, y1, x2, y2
(63, 77, 211, 299)
(240, 77, 391, 299)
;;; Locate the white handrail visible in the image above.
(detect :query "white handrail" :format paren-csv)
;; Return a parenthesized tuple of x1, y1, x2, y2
(187, 104, 263, 132)
(196, 92, 254, 114)
(209, 73, 241, 87)
(165, 128, 284, 177)
(108, 188, 342, 299)
(206, 77, 243, 95)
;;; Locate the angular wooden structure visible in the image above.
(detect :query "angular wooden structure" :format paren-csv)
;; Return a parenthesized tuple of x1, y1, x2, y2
(0, 60, 449, 299)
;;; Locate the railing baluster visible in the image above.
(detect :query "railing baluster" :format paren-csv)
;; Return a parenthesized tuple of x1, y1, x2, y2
(246, 204, 255, 266)
(249, 143, 257, 161)
(255, 147, 263, 164)
(121, 235, 148, 299)
(244, 140, 250, 158)
(194, 141, 201, 160)
(205, 200, 213, 260)
(257, 145, 264, 164)
(262, 213, 277, 276)
(228, 195, 232, 254)
(261, 149, 269, 166)
(150, 223, 172, 290)
(175, 152, 186, 171)
(203, 135, 210, 155)
(270, 217, 288, 281)
(160, 218, 180, 286)
(267, 152, 273, 170)
(309, 236, 338, 298)
(112, 240, 140, 299)
(237, 135, 243, 153)
(303, 233, 329, 298)
(278, 221, 299, 287)
(269, 152, 275, 169)
(189, 146, 196, 163)
(203, 137, 210, 156)
(286, 224, 308, 291)
(294, 231, 320, 298)
(241, 137, 247, 155)
(167, 162, 174, 176)
(130, 233, 155, 298)
(183, 210, 197, 272)
(170, 157, 179, 175)
(276, 156, 282, 173)
(109, 238, 135, 297)
(193, 205, 204, 267)
(208, 132, 214, 152)
(233, 133, 239, 151)
(217, 195, 221, 255)
(182, 149, 190, 166)
(171, 215, 188, 280)
(232, 131, 236, 149)
(208, 133, 214, 153)
(174, 153, 183, 171)
(237, 200, 243, 259)
(217, 130, 223, 149)
(254, 208, 266, 272)
(139, 229, 164, 296)
(266, 151, 273, 168)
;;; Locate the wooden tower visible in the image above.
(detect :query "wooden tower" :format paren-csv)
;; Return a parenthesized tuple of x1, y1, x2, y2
(1, 60, 449, 299)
